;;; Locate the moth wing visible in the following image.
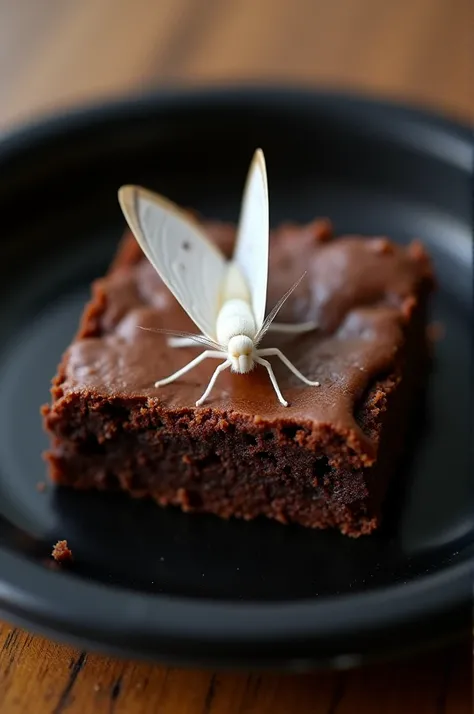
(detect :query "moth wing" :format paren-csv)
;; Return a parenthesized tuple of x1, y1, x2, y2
(232, 149, 269, 329)
(118, 186, 226, 341)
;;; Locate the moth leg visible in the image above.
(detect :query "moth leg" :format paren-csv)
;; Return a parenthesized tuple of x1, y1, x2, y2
(254, 356, 289, 407)
(257, 348, 320, 386)
(266, 321, 317, 334)
(195, 360, 231, 407)
(155, 350, 225, 388)
(167, 337, 200, 348)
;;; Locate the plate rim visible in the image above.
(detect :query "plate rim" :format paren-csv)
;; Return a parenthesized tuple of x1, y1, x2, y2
(0, 83, 472, 165)
(0, 84, 472, 666)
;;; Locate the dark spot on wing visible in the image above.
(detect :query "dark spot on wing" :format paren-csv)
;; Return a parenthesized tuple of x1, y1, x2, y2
(182, 241, 191, 251)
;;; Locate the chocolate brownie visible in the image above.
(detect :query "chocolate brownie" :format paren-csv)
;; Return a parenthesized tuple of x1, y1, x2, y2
(51, 540, 73, 563)
(42, 217, 434, 536)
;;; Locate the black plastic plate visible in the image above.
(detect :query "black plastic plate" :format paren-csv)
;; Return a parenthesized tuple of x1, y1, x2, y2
(0, 87, 471, 668)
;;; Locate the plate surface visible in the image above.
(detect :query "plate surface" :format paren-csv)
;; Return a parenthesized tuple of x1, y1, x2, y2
(0, 87, 471, 668)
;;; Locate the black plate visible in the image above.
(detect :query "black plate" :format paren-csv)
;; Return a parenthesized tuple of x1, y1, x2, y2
(0, 87, 471, 669)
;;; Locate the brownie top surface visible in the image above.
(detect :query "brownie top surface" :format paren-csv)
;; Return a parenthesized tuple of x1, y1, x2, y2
(60, 218, 433, 452)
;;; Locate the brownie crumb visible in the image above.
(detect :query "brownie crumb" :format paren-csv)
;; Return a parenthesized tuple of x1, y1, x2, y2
(52, 540, 73, 563)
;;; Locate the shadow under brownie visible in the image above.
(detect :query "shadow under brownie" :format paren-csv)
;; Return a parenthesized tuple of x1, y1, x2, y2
(42, 218, 434, 536)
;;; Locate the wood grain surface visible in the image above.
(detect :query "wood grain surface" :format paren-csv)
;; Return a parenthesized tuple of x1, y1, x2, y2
(0, 625, 471, 714)
(0, 0, 472, 712)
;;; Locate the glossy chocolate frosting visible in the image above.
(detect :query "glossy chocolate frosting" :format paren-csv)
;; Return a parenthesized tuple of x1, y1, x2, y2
(62, 219, 432, 459)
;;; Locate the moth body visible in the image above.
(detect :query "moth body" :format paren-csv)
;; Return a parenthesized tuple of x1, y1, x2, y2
(216, 297, 256, 375)
(213, 261, 257, 373)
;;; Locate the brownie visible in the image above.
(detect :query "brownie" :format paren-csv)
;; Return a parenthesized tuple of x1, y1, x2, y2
(51, 540, 73, 563)
(42, 217, 434, 536)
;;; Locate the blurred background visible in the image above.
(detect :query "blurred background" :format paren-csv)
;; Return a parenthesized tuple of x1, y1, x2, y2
(0, 0, 472, 130)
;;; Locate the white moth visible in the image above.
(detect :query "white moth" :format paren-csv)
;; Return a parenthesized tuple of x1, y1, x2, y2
(118, 149, 319, 407)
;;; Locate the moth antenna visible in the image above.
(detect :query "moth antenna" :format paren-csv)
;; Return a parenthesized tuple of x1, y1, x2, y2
(255, 273, 308, 343)
(138, 326, 220, 350)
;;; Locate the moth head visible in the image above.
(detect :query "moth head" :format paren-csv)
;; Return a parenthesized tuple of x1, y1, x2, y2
(227, 335, 254, 374)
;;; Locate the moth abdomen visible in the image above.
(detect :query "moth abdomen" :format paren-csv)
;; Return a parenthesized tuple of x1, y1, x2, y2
(216, 299, 257, 346)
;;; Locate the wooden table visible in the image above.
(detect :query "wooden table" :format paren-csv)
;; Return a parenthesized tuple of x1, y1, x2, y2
(0, 1, 472, 712)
